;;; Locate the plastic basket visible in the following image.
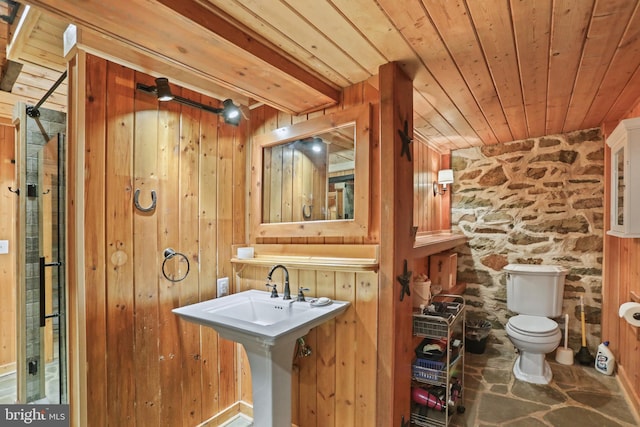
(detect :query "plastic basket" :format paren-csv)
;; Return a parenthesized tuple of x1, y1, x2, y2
(412, 358, 446, 383)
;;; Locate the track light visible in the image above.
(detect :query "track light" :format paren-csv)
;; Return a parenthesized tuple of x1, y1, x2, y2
(136, 78, 242, 126)
(155, 77, 173, 101)
(221, 99, 241, 125)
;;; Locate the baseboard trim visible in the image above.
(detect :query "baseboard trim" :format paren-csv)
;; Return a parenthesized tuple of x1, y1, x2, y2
(0, 362, 16, 376)
(198, 401, 254, 427)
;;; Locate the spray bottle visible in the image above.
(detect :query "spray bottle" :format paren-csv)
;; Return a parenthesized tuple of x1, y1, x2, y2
(594, 341, 615, 375)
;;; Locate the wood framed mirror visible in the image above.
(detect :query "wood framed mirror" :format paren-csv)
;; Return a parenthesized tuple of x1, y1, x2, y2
(251, 104, 371, 239)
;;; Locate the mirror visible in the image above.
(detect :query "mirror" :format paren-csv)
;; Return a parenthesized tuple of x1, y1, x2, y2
(251, 104, 371, 238)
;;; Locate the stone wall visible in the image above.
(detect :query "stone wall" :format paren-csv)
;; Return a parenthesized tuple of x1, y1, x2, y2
(451, 128, 603, 352)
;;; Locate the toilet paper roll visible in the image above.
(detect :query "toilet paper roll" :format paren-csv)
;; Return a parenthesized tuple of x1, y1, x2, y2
(619, 302, 640, 327)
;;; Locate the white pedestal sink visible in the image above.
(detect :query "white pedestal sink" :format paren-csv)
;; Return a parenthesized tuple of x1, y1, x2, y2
(172, 289, 350, 427)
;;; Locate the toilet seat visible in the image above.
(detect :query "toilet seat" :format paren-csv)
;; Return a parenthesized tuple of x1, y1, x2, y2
(508, 315, 558, 336)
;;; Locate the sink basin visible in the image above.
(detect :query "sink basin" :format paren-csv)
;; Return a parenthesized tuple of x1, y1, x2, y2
(172, 289, 349, 346)
(172, 289, 350, 427)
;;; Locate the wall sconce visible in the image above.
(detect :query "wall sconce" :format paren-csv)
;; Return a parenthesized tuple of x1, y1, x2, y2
(433, 169, 454, 196)
(136, 78, 242, 126)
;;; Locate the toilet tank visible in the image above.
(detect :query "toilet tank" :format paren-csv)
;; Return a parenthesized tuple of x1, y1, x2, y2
(504, 264, 568, 317)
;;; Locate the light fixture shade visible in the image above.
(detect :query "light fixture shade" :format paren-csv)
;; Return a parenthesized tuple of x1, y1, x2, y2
(437, 169, 454, 184)
(155, 77, 173, 101)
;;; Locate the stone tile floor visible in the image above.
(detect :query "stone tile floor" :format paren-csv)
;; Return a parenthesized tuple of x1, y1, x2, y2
(449, 328, 640, 427)
(2, 330, 638, 427)
(0, 360, 60, 404)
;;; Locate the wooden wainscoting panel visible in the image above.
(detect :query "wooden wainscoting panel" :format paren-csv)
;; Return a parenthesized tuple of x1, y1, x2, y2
(218, 93, 241, 409)
(354, 271, 378, 426)
(0, 125, 16, 373)
(199, 89, 221, 419)
(177, 88, 204, 425)
(132, 71, 161, 425)
(334, 271, 357, 425)
(297, 269, 319, 427)
(104, 61, 136, 424)
(156, 82, 185, 427)
(315, 270, 337, 425)
(82, 56, 107, 425)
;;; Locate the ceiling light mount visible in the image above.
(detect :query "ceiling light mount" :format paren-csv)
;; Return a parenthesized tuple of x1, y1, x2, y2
(136, 78, 241, 126)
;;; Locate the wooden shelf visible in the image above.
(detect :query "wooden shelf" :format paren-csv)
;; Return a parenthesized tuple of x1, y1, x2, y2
(413, 232, 468, 258)
(231, 244, 379, 272)
(442, 282, 467, 296)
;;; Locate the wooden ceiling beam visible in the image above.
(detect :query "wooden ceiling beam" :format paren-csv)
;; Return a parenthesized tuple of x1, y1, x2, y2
(6, 4, 40, 64)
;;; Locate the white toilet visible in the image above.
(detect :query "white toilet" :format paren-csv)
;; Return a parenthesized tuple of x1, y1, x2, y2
(504, 264, 568, 384)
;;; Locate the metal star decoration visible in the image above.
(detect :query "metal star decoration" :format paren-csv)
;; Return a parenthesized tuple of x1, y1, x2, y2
(396, 259, 412, 302)
(398, 119, 412, 161)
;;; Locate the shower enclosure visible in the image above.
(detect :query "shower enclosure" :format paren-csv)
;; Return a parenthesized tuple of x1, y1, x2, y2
(16, 108, 67, 404)
(35, 132, 67, 404)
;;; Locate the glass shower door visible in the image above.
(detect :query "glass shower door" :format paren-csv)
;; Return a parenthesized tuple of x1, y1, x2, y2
(36, 133, 67, 404)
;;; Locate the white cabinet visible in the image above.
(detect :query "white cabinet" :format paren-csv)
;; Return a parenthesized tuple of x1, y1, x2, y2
(606, 117, 640, 238)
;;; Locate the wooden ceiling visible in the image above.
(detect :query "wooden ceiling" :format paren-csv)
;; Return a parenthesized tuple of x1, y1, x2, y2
(4, 0, 640, 153)
(0, 3, 67, 120)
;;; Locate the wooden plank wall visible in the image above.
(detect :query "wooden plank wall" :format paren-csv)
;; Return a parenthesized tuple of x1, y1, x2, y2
(413, 140, 446, 233)
(72, 54, 246, 426)
(0, 124, 16, 374)
(602, 100, 640, 416)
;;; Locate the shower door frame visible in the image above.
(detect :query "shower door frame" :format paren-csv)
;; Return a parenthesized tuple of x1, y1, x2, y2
(15, 107, 68, 404)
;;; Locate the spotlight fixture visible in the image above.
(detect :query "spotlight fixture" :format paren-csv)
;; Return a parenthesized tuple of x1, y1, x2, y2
(155, 77, 173, 101)
(136, 77, 242, 126)
(433, 169, 454, 196)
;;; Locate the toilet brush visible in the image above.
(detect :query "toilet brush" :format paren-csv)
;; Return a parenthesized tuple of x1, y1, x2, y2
(555, 313, 574, 365)
(576, 296, 594, 365)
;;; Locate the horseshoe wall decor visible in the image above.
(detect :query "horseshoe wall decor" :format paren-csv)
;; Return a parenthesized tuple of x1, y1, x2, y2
(134, 188, 157, 212)
(302, 204, 313, 220)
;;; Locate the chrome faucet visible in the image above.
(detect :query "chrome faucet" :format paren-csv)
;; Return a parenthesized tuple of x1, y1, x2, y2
(266, 264, 291, 300)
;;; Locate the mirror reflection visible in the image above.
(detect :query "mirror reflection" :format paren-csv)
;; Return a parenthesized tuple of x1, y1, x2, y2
(261, 124, 356, 223)
(251, 104, 370, 239)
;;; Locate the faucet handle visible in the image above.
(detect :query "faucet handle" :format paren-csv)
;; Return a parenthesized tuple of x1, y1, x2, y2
(265, 283, 278, 298)
(297, 287, 310, 302)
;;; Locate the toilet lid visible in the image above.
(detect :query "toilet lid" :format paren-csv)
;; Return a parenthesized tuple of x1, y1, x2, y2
(509, 315, 558, 334)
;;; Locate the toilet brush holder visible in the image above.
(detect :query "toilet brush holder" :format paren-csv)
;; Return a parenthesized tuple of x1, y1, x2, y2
(555, 313, 574, 365)
(555, 347, 574, 365)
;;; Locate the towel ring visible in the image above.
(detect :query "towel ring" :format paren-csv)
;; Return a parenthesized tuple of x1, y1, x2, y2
(162, 248, 190, 282)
